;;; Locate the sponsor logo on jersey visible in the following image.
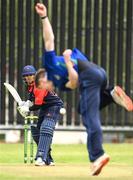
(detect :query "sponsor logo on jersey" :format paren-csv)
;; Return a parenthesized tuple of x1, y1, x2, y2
(54, 74, 61, 80)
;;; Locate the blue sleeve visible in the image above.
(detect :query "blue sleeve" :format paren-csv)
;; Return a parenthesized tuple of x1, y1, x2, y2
(42, 50, 58, 69)
(72, 48, 89, 61)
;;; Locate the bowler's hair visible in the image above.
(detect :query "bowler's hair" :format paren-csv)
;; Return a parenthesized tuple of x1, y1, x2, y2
(35, 68, 46, 87)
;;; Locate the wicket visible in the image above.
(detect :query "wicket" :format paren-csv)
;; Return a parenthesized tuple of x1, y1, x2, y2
(24, 115, 38, 163)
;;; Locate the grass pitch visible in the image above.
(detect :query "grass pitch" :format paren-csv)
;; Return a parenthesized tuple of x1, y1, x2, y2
(0, 143, 133, 180)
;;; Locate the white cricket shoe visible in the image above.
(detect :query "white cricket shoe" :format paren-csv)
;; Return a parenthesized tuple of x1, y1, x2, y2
(49, 161, 55, 166)
(91, 154, 110, 176)
(35, 157, 46, 166)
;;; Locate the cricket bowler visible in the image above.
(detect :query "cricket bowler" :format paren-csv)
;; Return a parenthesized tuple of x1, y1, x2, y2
(35, 3, 133, 175)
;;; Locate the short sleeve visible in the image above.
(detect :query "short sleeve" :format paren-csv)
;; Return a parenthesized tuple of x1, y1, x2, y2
(42, 50, 57, 68)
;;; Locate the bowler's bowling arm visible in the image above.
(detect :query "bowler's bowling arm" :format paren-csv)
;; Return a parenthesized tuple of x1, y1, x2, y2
(42, 16, 55, 51)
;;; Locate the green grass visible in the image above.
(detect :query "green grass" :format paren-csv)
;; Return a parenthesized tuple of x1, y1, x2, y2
(0, 143, 133, 180)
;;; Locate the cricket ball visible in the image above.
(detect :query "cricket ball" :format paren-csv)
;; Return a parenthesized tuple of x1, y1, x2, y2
(60, 108, 66, 115)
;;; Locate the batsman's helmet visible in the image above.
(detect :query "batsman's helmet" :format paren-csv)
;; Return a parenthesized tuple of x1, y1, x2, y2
(22, 65, 36, 76)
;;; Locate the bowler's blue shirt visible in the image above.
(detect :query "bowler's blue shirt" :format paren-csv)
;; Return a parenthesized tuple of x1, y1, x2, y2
(42, 48, 88, 90)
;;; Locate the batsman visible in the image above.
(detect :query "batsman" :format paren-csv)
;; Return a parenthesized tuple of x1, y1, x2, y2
(35, 3, 133, 176)
(18, 65, 63, 166)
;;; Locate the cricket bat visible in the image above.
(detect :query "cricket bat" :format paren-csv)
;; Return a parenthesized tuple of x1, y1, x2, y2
(4, 82, 22, 104)
(4, 82, 31, 118)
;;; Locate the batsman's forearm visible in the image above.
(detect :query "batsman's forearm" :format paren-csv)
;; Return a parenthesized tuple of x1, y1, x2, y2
(42, 18, 55, 51)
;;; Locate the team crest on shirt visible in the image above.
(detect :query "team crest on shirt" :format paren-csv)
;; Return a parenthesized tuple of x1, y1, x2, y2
(54, 74, 61, 80)
(56, 62, 66, 67)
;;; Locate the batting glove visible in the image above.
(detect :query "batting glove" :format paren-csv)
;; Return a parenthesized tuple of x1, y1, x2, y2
(17, 105, 30, 118)
(24, 100, 33, 107)
(18, 100, 33, 108)
(18, 101, 26, 106)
